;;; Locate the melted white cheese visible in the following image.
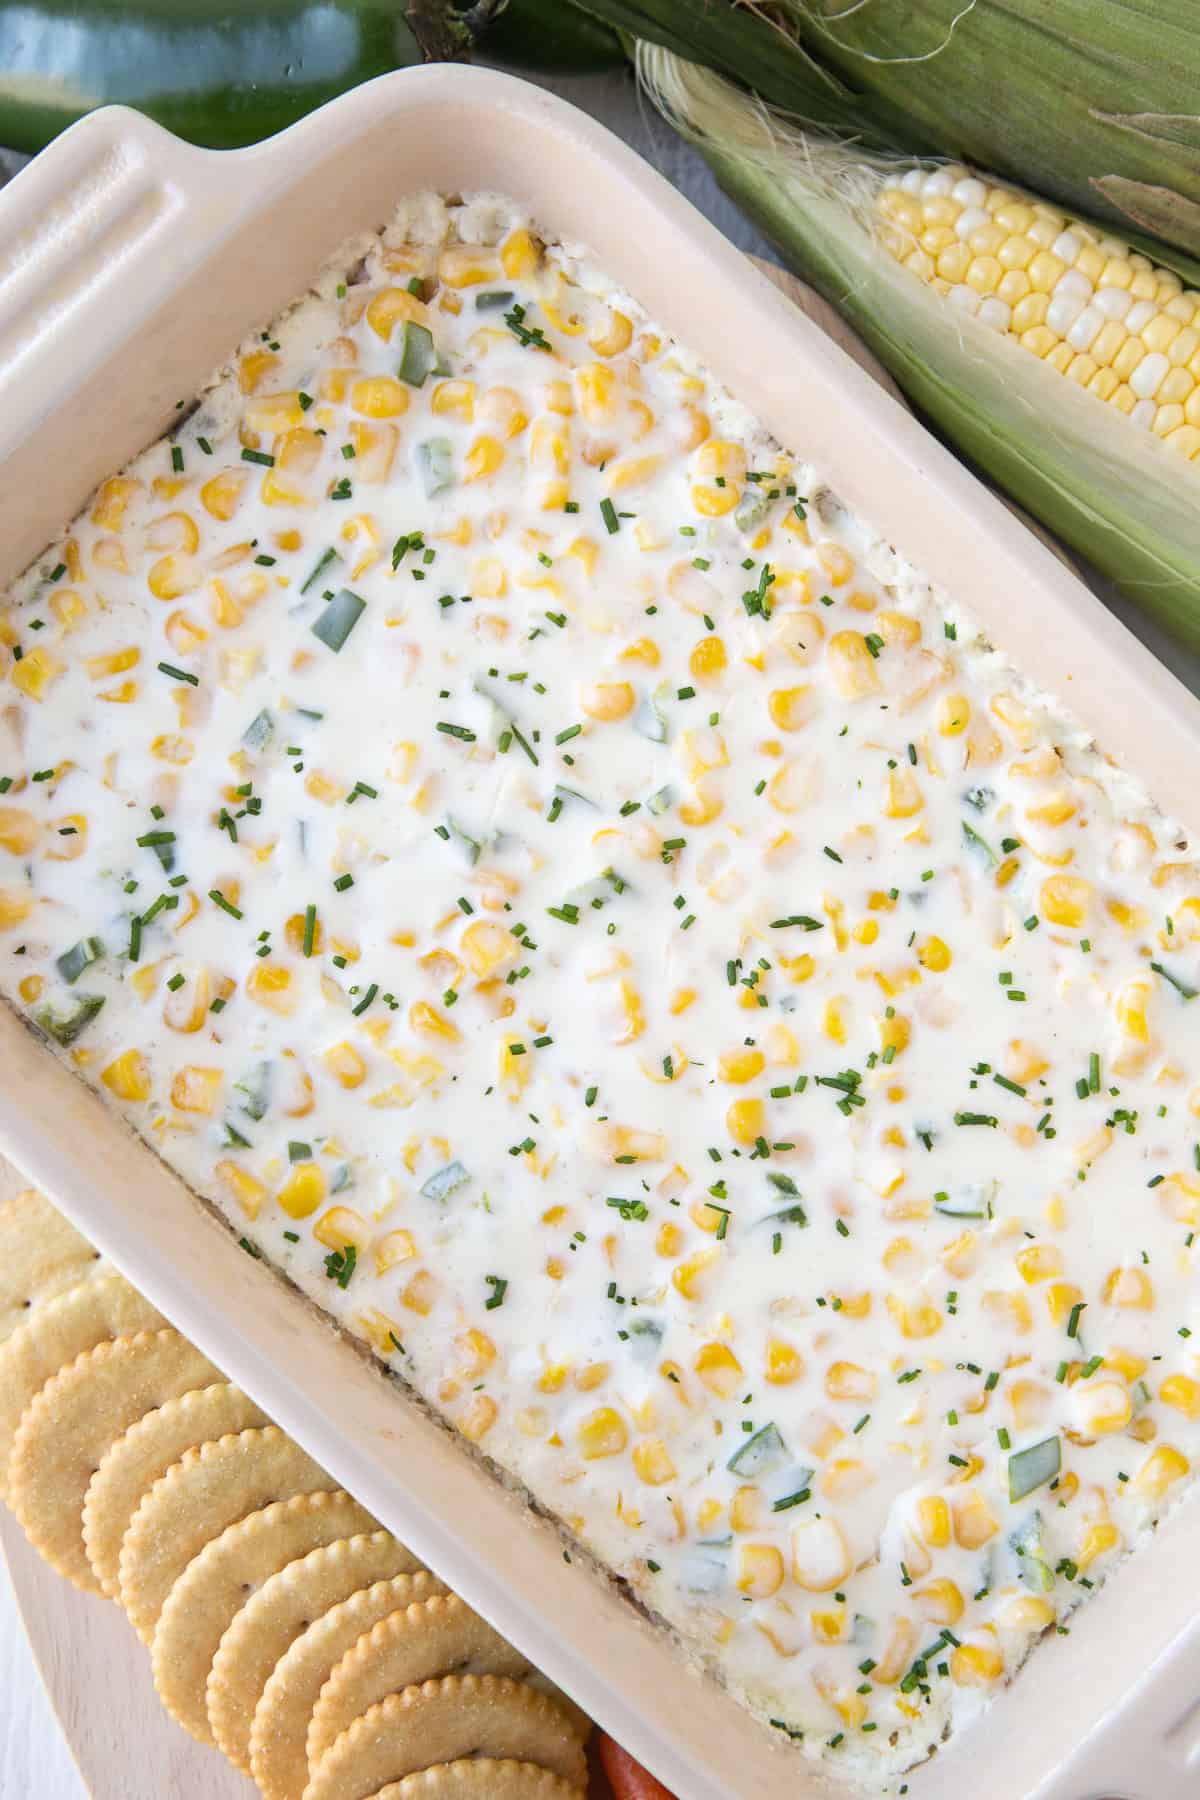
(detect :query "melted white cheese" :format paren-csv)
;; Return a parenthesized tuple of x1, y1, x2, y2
(2, 195, 1200, 1784)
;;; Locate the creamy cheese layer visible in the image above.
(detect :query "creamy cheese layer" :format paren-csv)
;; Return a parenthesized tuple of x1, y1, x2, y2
(3, 194, 1200, 1782)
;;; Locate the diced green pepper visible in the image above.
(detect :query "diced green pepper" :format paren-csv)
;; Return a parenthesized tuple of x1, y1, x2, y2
(416, 437, 454, 497)
(398, 322, 439, 387)
(34, 992, 105, 1045)
(311, 588, 366, 654)
(1008, 1435, 1061, 1502)
(55, 936, 104, 985)
(727, 1421, 788, 1478)
(420, 1160, 471, 1202)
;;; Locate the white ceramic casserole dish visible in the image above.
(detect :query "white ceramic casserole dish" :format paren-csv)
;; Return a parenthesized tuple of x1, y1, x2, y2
(0, 66, 1198, 1800)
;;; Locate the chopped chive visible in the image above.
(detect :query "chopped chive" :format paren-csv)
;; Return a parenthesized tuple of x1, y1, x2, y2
(208, 888, 243, 920)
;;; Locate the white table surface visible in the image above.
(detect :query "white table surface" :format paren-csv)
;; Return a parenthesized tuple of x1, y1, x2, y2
(2, 56, 1199, 1800)
(0, 1550, 87, 1799)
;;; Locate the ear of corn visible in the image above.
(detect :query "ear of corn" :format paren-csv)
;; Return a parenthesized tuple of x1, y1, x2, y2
(639, 45, 1200, 644)
(574, 0, 1200, 263)
(776, 0, 1200, 264)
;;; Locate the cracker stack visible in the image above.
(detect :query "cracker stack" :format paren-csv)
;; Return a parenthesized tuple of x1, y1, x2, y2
(0, 1183, 592, 1799)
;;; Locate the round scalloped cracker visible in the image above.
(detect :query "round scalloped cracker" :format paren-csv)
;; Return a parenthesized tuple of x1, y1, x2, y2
(362, 1764, 586, 1800)
(83, 1381, 268, 1596)
(249, 1571, 449, 1800)
(0, 1271, 162, 1498)
(208, 1531, 424, 1771)
(151, 1489, 375, 1744)
(118, 1424, 329, 1643)
(310, 1593, 532, 1766)
(9, 1328, 218, 1591)
(0, 1186, 101, 1344)
(303, 1676, 589, 1800)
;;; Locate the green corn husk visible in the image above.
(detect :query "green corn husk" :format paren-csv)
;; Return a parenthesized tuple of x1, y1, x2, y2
(776, 0, 1200, 261)
(572, 0, 1200, 262)
(637, 45, 1200, 644)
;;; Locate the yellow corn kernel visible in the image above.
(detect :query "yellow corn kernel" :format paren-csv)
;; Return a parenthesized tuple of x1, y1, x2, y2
(464, 434, 505, 483)
(1077, 1521, 1121, 1569)
(169, 1065, 223, 1115)
(0, 809, 38, 855)
(691, 481, 739, 517)
(10, 646, 65, 701)
(1115, 976, 1152, 1043)
(577, 1406, 628, 1460)
(672, 1248, 719, 1301)
(726, 1098, 765, 1146)
(355, 1309, 407, 1357)
(579, 681, 635, 721)
(653, 1221, 682, 1262)
(917, 1495, 951, 1548)
(1016, 1243, 1064, 1284)
(951, 1644, 1004, 1687)
(408, 1000, 461, 1044)
(273, 1160, 326, 1220)
(736, 1544, 785, 1599)
(500, 228, 540, 279)
(765, 1338, 804, 1385)
(915, 1578, 964, 1626)
(1007, 1040, 1049, 1083)
(1131, 1444, 1190, 1501)
(245, 961, 295, 1014)
(791, 1517, 852, 1591)
(476, 388, 527, 446)
(730, 1486, 761, 1532)
(1001, 1596, 1056, 1633)
(620, 636, 660, 667)
(48, 587, 86, 633)
(1103, 1266, 1154, 1309)
(452, 1329, 497, 1382)
(373, 1229, 417, 1276)
(690, 635, 727, 679)
(632, 1438, 677, 1486)
(313, 1205, 371, 1252)
(764, 684, 818, 735)
(499, 1040, 531, 1096)
(884, 767, 924, 820)
(718, 1047, 764, 1085)
(460, 920, 519, 977)
(694, 1341, 743, 1398)
(365, 286, 427, 340)
(322, 1041, 366, 1089)
(1039, 875, 1091, 927)
(215, 1159, 267, 1220)
(458, 1394, 498, 1443)
(1075, 1379, 1133, 1436)
(887, 1294, 943, 1339)
(827, 631, 882, 699)
(614, 979, 645, 1045)
(1159, 1373, 1200, 1420)
(825, 1360, 877, 1402)
(589, 308, 634, 357)
(197, 464, 241, 522)
(401, 1269, 437, 1316)
(916, 934, 952, 973)
(85, 646, 140, 681)
(871, 1617, 917, 1685)
(100, 1050, 151, 1102)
